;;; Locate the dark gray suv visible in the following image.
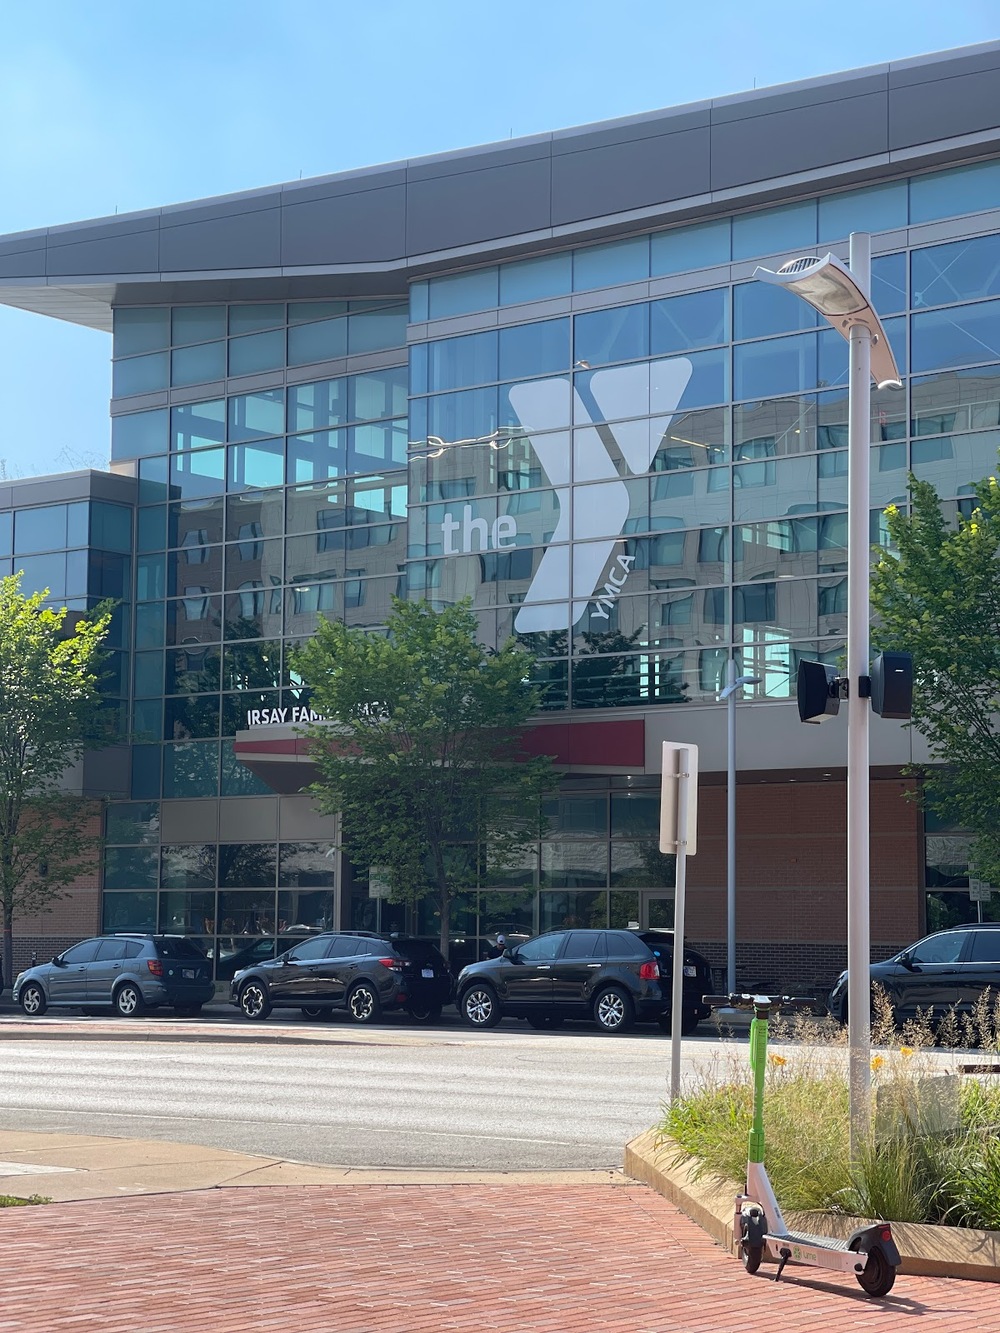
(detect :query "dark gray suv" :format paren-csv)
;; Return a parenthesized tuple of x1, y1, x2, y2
(13, 934, 214, 1018)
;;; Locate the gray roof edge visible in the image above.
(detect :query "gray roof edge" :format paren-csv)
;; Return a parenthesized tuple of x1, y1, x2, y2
(1, 39, 997, 252)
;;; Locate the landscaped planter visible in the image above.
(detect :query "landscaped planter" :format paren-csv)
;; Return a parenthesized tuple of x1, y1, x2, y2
(625, 1128, 1000, 1282)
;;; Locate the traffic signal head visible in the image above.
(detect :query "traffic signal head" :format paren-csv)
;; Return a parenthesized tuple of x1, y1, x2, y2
(797, 659, 841, 724)
(870, 651, 913, 720)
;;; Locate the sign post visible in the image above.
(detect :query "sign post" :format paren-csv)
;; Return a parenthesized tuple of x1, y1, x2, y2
(660, 741, 699, 1104)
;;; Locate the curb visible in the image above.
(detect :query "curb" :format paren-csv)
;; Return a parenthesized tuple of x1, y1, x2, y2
(624, 1128, 1000, 1283)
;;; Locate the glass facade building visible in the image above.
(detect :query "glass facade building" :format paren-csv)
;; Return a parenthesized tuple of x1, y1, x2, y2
(3, 44, 1000, 987)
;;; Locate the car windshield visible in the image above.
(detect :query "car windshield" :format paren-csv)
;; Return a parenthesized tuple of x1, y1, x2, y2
(391, 939, 447, 965)
(155, 937, 207, 959)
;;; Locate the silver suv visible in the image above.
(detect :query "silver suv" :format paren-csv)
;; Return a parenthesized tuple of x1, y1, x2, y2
(13, 934, 214, 1018)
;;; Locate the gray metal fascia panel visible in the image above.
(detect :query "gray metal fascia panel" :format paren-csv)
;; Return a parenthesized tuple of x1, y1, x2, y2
(46, 229, 160, 277)
(888, 43, 1000, 86)
(47, 214, 159, 246)
(406, 138, 551, 183)
(281, 184, 406, 265)
(889, 69, 1000, 151)
(552, 103, 711, 151)
(158, 207, 281, 273)
(0, 248, 49, 280)
(551, 127, 711, 227)
(710, 92, 888, 191)
(709, 70, 889, 124)
(405, 157, 552, 254)
(281, 166, 408, 207)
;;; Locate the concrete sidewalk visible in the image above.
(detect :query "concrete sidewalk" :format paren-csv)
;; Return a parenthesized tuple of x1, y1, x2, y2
(0, 1131, 996, 1331)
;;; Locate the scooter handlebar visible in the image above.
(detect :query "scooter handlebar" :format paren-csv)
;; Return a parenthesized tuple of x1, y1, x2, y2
(703, 993, 816, 1011)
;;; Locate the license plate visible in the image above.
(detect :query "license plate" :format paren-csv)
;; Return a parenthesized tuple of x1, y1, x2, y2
(183, 969, 196, 980)
(421, 967, 434, 978)
(683, 965, 697, 977)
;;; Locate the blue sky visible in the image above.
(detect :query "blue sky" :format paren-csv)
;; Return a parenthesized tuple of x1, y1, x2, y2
(1, 0, 997, 478)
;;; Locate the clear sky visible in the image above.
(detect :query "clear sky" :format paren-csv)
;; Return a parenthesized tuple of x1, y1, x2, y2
(1, 0, 997, 478)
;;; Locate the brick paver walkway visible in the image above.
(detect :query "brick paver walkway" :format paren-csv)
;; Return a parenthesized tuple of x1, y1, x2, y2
(0, 1184, 995, 1332)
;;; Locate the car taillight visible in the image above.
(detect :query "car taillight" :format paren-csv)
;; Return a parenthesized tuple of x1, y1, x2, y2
(639, 960, 658, 981)
(147, 959, 163, 977)
(377, 957, 403, 972)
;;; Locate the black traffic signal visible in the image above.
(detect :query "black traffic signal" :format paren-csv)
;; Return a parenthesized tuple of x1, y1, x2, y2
(870, 651, 913, 719)
(797, 659, 841, 724)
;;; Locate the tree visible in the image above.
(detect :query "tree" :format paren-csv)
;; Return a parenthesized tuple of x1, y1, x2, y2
(0, 574, 113, 990)
(293, 598, 556, 959)
(871, 473, 1000, 885)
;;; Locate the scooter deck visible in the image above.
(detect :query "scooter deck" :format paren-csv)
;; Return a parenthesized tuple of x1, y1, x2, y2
(770, 1229, 852, 1252)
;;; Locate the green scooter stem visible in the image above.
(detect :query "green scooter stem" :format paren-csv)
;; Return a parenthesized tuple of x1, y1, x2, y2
(747, 1011, 768, 1166)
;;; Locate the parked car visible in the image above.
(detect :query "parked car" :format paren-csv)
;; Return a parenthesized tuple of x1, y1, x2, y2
(13, 934, 213, 1018)
(230, 931, 453, 1023)
(455, 927, 712, 1035)
(828, 922, 1000, 1025)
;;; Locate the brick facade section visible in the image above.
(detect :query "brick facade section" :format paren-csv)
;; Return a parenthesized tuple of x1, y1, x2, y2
(7, 805, 102, 977)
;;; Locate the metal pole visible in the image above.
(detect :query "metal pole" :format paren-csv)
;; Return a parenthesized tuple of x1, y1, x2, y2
(847, 232, 872, 1159)
(669, 744, 691, 1104)
(726, 657, 737, 995)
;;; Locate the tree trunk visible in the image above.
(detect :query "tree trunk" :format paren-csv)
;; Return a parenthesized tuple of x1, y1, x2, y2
(438, 889, 450, 965)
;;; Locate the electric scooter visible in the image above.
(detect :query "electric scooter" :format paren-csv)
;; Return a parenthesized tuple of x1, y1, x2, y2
(702, 993, 901, 1298)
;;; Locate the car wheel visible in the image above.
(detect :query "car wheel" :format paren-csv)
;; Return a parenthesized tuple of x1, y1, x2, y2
(19, 983, 46, 1017)
(238, 981, 271, 1021)
(346, 982, 381, 1024)
(173, 1004, 202, 1018)
(300, 1006, 325, 1019)
(593, 985, 634, 1033)
(407, 1000, 442, 1024)
(114, 982, 145, 1018)
(461, 984, 502, 1029)
(526, 1015, 564, 1030)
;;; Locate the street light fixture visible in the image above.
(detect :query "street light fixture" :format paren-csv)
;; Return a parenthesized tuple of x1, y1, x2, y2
(718, 661, 762, 996)
(755, 234, 901, 1157)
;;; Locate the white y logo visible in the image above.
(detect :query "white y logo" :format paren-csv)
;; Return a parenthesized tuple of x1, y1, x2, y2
(509, 358, 692, 633)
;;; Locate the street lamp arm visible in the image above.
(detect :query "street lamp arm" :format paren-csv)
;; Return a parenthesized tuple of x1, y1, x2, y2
(718, 674, 763, 701)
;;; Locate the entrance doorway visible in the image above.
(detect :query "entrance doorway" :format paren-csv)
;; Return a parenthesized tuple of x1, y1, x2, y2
(640, 892, 675, 929)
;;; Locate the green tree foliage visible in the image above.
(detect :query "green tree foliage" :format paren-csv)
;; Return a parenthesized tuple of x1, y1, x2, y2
(871, 474, 1000, 883)
(293, 599, 557, 958)
(0, 574, 113, 989)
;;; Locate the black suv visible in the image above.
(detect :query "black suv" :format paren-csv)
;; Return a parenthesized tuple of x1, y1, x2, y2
(456, 927, 713, 1035)
(828, 922, 1000, 1024)
(230, 932, 453, 1023)
(12, 934, 214, 1017)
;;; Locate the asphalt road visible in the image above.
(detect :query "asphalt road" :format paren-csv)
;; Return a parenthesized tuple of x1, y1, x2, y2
(0, 1014, 703, 1170)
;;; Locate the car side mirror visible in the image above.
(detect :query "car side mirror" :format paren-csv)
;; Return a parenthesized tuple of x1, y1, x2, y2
(899, 951, 917, 971)
(51, 956, 64, 967)
(503, 947, 516, 961)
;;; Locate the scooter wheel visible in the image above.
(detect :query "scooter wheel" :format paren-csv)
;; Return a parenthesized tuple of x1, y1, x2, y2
(741, 1241, 764, 1274)
(856, 1248, 896, 1297)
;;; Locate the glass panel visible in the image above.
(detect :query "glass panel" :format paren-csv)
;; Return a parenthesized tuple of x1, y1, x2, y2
(171, 341, 226, 388)
(409, 282, 429, 322)
(911, 366, 1000, 437)
(288, 378, 347, 433)
(226, 490, 283, 541)
(734, 332, 818, 400)
(573, 237, 648, 290)
(734, 515, 847, 580)
(350, 367, 407, 421)
(217, 891, 277, 934)
(650, 219, 730, 275)
(498, 318, 570, 381)
(348, 306, 407, 354)
(159, 892, 215, 934)
(160, 844, 217, 889)
(287, 430, 346, 483)
(137, 505, 167, 552)
(817, 182, 907, 241)
(278, 843, 336, 887)
(734, 281, 818, 339)
(170, 448, 225, 499)
(229, 303, 285, 334)
(499, 252, 573, 304)
(165, 694, 220, 740)
(104, 845, 158, 890)
(91, 502, 132, 553)
(106, 802, 160, 846)
(113, 351, 168, 397)
(610, 841, 675, 887)
(114, 307, 169, 355)
(911, 430, 1000, 494)
(349, 421, 407, 473)
(733, 454, 832, 522)
(649, 468, 729, 529)
(650, 288, 727, 354)
(651, 406, 729, 470)
(912, 233, 1000, 309)
(538, 889, 607, 930)
(610, 792, 661, 836)
(112, 408, 169, 460)
(171, 400, 225, 452)
(170, 495, 225, 548)
(17, 553, 66, 599)
(288, 316, 347, 365)
(87, 550, 129, 599)
(425, 331, 497, 392)
(909, 159, 1000, 224)
(166, 644, 222, 694)
(871, 253, 907, 317)
(277, 889, 336, 932)
(220, 739, 274, 796)
(162, 741, 220, 798)
(130, 744, 162, 799)
(14, 504, 66, 555)
(289, 300, 348, 325)
(427, 268, 499, 319)
(228, 440, 285, 492)
(172, 306, 225, 345)
(426, 387, 499, 442)
(102, 892, 156, 933)
(229, 389, 285, 442)
(542, 795, 608, 837)
(217, 843, 277, 889)
(911, 300, 1000, 373)
(573, 304, 648, 367)
(732, 200, 816, 261)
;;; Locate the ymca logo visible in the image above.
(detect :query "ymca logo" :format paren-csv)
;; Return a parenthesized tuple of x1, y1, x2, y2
(434, 357, 692, 633)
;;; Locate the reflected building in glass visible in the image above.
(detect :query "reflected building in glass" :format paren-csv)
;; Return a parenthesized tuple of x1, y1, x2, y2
(2, 44, 1000, 986)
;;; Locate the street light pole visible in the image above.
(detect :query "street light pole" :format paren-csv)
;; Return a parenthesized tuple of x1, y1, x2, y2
(846, 232, 872, 1156)
(720, 660, 762, 996)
